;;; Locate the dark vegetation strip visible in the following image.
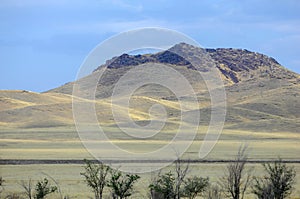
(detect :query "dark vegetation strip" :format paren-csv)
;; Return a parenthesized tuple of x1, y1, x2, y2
(1, 159, 300, 165)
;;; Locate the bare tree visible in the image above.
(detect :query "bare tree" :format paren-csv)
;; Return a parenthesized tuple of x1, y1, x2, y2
(20, 179, 33, 199)
(80, 159, 111, 199)
(220, 145, 252, 199)
(174, 158, 190, 199)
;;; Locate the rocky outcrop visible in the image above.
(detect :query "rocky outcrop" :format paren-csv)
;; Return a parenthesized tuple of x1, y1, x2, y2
(93, 43, 298, 85)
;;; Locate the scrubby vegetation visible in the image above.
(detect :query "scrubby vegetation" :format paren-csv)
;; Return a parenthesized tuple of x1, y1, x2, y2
(2, 178, 57, 199)
(252, 159, 296, 199)
(107, 170, 140, 199)
(149, 159, 209, 199)
(34, 178, 57, 199)
(80, 159, 110, 199)
(0, 149, 297, 199)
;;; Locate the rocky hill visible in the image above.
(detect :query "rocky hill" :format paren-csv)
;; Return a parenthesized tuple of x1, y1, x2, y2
(1, 43, 299, 132)
(49, 43, 299, 95)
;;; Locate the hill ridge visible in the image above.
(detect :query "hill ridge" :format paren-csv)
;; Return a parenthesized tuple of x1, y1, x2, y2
(89, 43, 298, 85)
(1, 43, 299, 132)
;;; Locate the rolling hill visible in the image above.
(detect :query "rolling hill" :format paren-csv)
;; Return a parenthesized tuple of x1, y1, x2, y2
(1, 43, 299, 133)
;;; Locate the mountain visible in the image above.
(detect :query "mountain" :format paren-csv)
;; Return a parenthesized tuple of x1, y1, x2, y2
(1, 43, 299, 132)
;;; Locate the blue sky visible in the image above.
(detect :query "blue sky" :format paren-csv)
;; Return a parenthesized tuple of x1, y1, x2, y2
(1, 0, 299, 92)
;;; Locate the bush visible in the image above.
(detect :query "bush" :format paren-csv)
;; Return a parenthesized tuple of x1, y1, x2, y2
(34, 178, 57, 199)
(107, 170, 140, 199)
(149, 172, 175, 199)
(80, 159, 110, 199)
(149, 159, 210, 199)
(182, 176, 209, 199)
(252, 177, 274, 199)
(252, 159, 296, 199)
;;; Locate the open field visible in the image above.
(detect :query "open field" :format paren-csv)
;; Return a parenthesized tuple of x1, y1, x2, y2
(1, 127, 300, 198)
(1, 163, 300, 199)
(1, 127, 299, 160)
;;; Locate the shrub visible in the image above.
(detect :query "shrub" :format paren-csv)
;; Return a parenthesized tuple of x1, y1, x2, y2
(182, 176, 209, 199)
(252, 159, 296, 199)
(149, 172, 175, 199)
(34, 178, 57, 199)
(107, 170, 140, 199)
(81, 159, 110, 199)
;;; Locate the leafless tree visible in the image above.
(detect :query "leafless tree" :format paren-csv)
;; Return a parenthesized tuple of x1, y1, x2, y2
(220, 145, 252, 199)
(174, 158, 190, 199)
(20, 179, 33, 199)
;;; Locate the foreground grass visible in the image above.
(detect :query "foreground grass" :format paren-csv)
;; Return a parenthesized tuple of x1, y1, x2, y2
(1, 127, 300, 198)
(1, 163, 300, 198)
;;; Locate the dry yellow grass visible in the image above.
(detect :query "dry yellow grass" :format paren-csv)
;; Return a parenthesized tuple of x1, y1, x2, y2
(0, 86, 299, 197)
(1, 163, 300, 198)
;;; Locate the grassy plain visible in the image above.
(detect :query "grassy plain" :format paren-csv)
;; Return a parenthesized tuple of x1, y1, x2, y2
(1, 127, 300, 198)
(1, 127, 300, 160)
(1, 163, 300, 198)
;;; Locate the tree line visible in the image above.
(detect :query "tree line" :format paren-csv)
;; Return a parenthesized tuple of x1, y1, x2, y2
(0, 146, 297, 199)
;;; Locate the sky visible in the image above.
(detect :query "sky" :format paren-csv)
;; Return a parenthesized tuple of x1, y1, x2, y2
(1, 0, 300, 92)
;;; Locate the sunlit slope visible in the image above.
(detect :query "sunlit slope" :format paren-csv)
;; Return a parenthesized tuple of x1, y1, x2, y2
(1, 80, 299, 132)
(1, 43, 299, 132)
(0, 90, 197, 129)
(0, 90, 74, 128)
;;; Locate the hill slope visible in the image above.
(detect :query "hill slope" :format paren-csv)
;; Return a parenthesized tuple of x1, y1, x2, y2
(1, 43, 299, 132)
